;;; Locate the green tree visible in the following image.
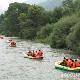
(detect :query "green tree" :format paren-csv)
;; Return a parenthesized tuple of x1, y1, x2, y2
(36, 23, 53, 42)
(73, 0, 80, 12)
(0, 14, 5, 34)
(47, 7, 63, 23)
(66, 21, 80, 50)
(27, 5, 45, 27)
(49, 15, 79, 48)
(18, 5, 46, 39)
(62, 0, 74, 16)
(4, 2, 30, 36)
(18, 18, 36, 39)
(62, 0, 73, 8)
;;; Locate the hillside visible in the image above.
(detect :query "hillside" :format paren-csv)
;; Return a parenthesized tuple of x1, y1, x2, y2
(39, 0, 64, 10)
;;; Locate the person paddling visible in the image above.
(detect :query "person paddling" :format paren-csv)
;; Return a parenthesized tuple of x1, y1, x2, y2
(75, 60, 80, 67)
(60, 57, 68, 66)
(9, 40, 16, 47)
(36, 50, 43, 57)
(70, 60, 80, 68)
(27, 50, 36, 57)
(60, 57, 74, 67)
(27, 50, 32, 56)
(32, 50, 36, 57)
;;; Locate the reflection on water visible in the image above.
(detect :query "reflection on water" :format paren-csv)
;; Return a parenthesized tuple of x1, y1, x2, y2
(0, 37, 80, 80)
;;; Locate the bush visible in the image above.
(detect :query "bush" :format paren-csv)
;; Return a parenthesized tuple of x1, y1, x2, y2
(66, 21, 80, 50)
(37, 23, 53, 39)
(49, 15, 80, 48)
(19, 27, 36, 39)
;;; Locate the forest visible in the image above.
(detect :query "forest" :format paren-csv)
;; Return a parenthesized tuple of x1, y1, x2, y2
(0, 0, 80, 53)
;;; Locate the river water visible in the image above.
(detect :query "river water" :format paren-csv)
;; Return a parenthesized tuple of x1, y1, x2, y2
(0, 37, 80, 80)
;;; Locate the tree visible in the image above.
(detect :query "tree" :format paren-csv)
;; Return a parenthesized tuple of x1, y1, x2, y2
(49, 15, 79, 48)
(73, 0, 80, 12)
(0, 14, 5, 34)
(4, 2, 30, 36)
(47, 7, 63, 23)
(37, 23, 53, 39)
(62, 0, 74, 16)
(18, 18, 36, 39)
(66, 21, 80, 50)
(27, 5, 45, 27)
(62, 0, 73, 8)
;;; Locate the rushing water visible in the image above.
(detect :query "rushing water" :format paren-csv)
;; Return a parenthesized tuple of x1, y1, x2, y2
(0, 37, 80, 80)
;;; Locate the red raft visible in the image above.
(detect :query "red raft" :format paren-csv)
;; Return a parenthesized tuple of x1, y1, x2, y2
(9, 45, 16, 47)
(9, 41, 16, 47)
(24, 53, 43, 59)
(0, 36, 4, 39)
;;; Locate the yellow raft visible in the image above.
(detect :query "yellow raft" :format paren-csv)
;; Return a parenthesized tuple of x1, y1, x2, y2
(55, 61, 80, 72)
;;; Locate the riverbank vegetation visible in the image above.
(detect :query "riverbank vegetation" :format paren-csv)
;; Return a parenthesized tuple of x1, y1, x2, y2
(0, 0, 80, 53)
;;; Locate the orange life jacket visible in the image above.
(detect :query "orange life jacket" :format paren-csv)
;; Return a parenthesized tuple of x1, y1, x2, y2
(37, 51, 43, 56)
(75, 62, 80, 67)
(11, 41, 16, 45)
(66, 59, 73, 67)
(70, 62, 76, 68)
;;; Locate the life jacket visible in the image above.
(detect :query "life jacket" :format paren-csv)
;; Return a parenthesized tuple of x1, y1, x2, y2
(75, 62, 80, 67)
(32, 53, 36, 57)
(27, 51, 32, 56)
(63, 59, 68, 66)
(9, 39, 12, 41)
(27, 51, 32, 54)
(32, 51, 36, 57)
(10, 41, 16, 47)
(70, 62, 76, 68)
(37, 51, 43, 56)
(11, 41, 16, 45)
(66, 59, 73, 67)
(34, 51, 37, 57)
(0, 36, 3, 39)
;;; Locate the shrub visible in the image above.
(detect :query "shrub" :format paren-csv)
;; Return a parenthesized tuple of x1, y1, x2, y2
(49, 15, 80, 48)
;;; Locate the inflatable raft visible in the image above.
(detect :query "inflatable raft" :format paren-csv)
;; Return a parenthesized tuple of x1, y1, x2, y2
(55, 61, 80, 72)
(24, 53, 43, 59)
(0, 36, 3, 39)
(9, 45, 16, 47)
(9, 41, 16, 47)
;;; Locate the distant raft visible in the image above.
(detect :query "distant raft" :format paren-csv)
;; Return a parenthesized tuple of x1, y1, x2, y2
(9, 45, 16, 47)
(9, 41, 16, 47)
(55, 61, 80, 72)
(0, 36, 4, 39)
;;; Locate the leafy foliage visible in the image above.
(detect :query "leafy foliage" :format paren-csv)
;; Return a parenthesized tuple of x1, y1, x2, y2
(37, 24, 53, 39)
(49, 15, 80, 48)
(66, 22, 80, 50)
(0, 0, 80, 52)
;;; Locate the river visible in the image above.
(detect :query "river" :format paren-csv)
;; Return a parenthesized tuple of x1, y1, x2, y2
(0, 37, 80, 80)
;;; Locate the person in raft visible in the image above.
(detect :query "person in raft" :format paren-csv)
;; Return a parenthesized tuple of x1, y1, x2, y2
(9, 39, 13, 42)
(27, 50, 43, 57)
(27, 50, 32, 56)
(71, 59, 80, 68)
(60, 57, 80, 68)
(60, 57, 74, 66)
(27, 50, 37, 57)
(36, 50, 43, 57)
(60, 57, 68, 66)
(9, 40, 16, 47)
